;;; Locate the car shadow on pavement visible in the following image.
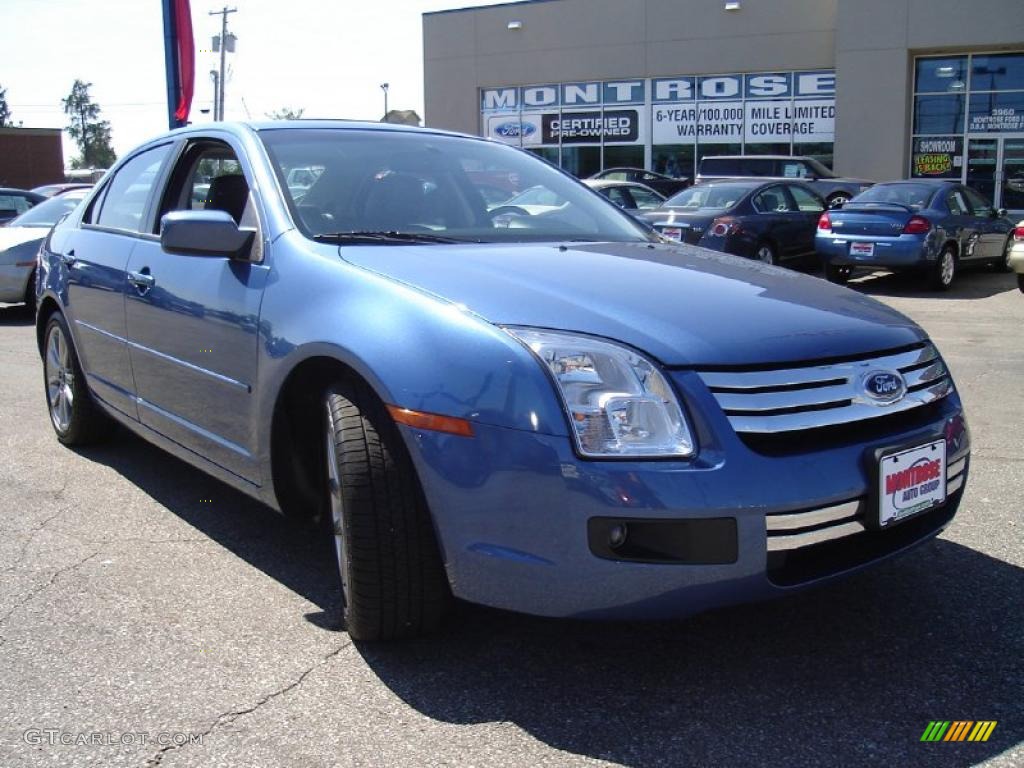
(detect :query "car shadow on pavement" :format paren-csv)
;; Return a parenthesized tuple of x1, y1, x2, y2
(71, 426, 343, 627)
(0, 304, 35, 326)
(847, 269, 1017, 299)
(356, 540, 1022, 767)
(73, 428, 1020, 766)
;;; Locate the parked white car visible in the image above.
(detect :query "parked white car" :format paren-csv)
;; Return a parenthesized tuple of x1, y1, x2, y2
(1009, 221, 1024, 293)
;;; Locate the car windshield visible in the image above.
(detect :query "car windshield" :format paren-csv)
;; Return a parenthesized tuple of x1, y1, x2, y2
(259, 128, 652, 244)
(663, 183, 754, 210)
(852, 183, 935, 209)
(804, 157, 836, 179)
(7, 190, 89, 228)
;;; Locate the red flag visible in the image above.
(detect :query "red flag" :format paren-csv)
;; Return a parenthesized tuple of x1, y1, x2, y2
(173, 0, 194, 123)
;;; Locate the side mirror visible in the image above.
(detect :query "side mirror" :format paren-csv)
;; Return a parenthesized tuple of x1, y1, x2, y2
(160, 210, 255, 258)
(995, 208, 1008, 218)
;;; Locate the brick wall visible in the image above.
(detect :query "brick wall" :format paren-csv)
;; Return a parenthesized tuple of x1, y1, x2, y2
(0, 128, 64, 189)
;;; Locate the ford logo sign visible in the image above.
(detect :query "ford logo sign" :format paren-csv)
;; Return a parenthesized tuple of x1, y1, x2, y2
(862, 370, 906, 404)
(494, 121, 536, 139)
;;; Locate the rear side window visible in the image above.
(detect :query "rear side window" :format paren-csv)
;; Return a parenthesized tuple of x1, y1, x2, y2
(779, 160, 812, 179)
(94, 144, 171, 232)
(945, 189, 969, 215)
(739, 158, 775, 176)
(0, 194, 34, 217)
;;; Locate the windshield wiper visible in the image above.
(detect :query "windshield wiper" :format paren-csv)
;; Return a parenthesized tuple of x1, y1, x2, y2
(313, 231, 464, 245)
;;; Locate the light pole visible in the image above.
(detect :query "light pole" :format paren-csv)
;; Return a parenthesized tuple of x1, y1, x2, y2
(380, 82, 389, 120)
(209, 70, 220, 121)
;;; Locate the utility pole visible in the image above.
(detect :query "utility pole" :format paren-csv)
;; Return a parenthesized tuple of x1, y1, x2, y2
(380, 83, 389, 120)
(209, 6, 237, 121)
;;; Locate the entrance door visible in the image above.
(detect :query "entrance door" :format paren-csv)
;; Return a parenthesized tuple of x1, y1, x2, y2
(966, 135, 1024, 216)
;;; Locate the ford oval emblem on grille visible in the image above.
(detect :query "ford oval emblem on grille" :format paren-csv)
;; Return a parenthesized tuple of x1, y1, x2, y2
(862, 370, 906, 404)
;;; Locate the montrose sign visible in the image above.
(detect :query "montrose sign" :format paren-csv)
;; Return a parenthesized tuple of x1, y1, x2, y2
(482, 70, 836, 148)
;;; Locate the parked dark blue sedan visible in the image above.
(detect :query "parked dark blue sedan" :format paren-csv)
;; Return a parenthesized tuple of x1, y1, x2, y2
(639, 180, 826, 267)
(816, 180, 1015, 290)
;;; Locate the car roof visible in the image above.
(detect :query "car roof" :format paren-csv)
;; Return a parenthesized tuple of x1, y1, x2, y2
(585, 179, 660, 191)
(0, 187, 41, 195)
(868, 179, 956, 188)
(700, 155, 809, 161)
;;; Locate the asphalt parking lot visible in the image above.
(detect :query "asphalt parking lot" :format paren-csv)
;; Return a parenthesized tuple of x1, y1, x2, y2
(0, 269, 1021, 768)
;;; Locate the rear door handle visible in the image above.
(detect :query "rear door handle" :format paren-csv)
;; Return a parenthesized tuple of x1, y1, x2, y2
(127, 269, 155, 293)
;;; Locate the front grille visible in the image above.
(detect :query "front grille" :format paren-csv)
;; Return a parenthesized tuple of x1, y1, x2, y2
(697, 343, 952, 437)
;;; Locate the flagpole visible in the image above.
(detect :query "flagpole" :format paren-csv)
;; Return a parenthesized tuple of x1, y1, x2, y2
(161, 0, 183, 129)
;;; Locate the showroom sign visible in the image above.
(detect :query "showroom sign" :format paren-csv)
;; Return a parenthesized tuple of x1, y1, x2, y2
(482, 70, 835, 147)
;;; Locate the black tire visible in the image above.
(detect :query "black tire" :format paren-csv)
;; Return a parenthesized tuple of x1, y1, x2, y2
(927, 246, 957, 291)
(42, 313, 111, 445)
(825, 263, 852, 285)
(1017, 274, 1024, 293)
(754, 241, 776, 265)
(23, 269, 37, 313)
(994, 237, 1013, 272)
(323, 380, 449, 641)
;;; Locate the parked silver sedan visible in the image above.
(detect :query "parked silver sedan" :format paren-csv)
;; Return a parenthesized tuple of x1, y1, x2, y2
(0, 189, 89, 308)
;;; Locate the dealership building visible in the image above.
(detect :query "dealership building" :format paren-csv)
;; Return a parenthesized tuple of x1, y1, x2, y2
(423, 0, 1024, 214)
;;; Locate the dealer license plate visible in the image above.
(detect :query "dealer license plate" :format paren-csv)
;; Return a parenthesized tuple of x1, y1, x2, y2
(850, 242, 875, 257)
(878, 440, 946, 528)
(660, 226, 683, 242)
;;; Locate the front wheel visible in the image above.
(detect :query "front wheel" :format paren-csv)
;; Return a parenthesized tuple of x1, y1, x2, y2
(324, 381, 450, 641)
(43, 313, 110, 445)
(928, 247, 957, 291)
(825, 263, 852, 285)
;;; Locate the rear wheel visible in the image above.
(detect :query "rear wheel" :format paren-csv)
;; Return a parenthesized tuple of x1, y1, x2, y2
(23, 269, 36, 313)
(928, 246, 957, 291)
(43, 313, 110, 445)
(323, 380, 449, 641)
(825, 263, 852, 285)
(755, 241, 776, 265)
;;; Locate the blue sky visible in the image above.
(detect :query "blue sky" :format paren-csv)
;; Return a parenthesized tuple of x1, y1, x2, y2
(2, 0, 507, 163)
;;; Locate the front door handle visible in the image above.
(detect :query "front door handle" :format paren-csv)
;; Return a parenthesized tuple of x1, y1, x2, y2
(127, 268, 155, 293)
(60, 249, 77, 268)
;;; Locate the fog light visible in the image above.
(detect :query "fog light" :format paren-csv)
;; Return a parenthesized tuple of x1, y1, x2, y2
(608, 524, 629, 550)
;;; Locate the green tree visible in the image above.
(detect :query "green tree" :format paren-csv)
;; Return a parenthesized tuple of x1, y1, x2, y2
(265, 106, 305, 120)
(0, 84, 11, 127)
(62, 80, 116, 169)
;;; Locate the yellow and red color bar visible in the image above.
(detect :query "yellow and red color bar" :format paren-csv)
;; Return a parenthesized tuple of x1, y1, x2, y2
(920, 721, 997, 742)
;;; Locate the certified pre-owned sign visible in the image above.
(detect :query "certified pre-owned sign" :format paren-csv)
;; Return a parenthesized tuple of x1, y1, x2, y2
(541, 110, 639, 144)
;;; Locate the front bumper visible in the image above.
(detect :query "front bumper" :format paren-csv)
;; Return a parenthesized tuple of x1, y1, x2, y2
(816, 234, 933, 270)
(401, 375, 968, 620)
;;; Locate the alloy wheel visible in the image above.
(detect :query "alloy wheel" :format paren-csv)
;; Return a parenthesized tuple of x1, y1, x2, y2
(45, 324, 74, 433)
(757, 245, 775, 265)
(940, 250, 955, 286)
(324, 402, 349, 608)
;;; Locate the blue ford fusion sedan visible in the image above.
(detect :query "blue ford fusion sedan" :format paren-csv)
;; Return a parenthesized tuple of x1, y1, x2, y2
(816, 180, 1015, 290)
(36, 122, 970, 640)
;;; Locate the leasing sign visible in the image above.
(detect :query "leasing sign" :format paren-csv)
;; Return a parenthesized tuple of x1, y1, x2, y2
(482, 70, 835, 148)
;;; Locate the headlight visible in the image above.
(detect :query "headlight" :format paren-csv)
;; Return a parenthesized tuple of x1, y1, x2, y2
(508, 328, 696, 458)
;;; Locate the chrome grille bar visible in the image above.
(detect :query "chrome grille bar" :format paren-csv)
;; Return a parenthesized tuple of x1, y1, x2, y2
(698, 343, 952, 434)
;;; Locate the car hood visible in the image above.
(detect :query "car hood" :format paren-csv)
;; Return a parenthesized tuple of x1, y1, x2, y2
(340, 241, 925, 367)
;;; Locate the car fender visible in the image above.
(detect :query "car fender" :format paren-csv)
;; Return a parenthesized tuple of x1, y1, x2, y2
(251, 234, 569, 474)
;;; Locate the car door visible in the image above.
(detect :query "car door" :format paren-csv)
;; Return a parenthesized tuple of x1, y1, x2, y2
(123, 137, 269, 483)
(941, 187, 976, 256)
(60, 143, 174, 418)
(784, 183, 827, 258)
(751, 184, 804, 260)
(962, 185, 1012, 261)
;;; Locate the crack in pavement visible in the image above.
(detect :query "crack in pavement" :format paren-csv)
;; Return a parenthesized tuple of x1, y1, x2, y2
(0, 501, 74, 575)
(144, 640, 353, 767)
(0, 550, 102, 628)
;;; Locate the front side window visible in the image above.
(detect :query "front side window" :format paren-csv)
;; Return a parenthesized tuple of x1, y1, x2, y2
(260, 129, 650, 244)
(94, 145, 171, 232)
(787, 184, 825, 213)
(962, 186, 994, 217)
(162, 142, 253, 227)
(629, 187, 664, 210)
(945, 189, 969, 216)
